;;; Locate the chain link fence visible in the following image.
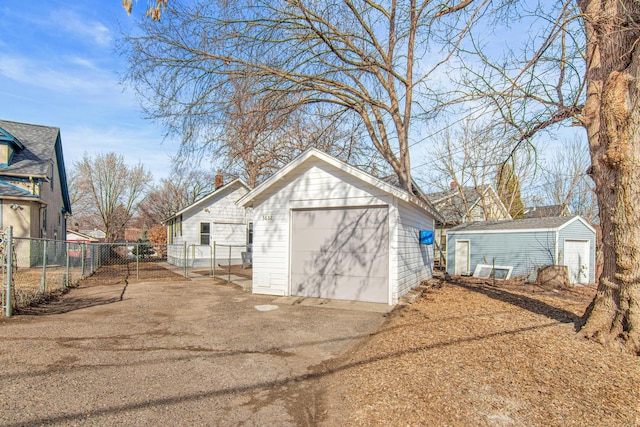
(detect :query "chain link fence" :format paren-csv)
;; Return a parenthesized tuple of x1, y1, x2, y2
(2, 226, 254, 316)
(166, 242, 252, 281)
(1, 227, 188, 316)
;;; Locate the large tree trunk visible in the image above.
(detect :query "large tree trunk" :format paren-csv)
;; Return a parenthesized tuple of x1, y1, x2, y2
(578, 0, 640, 354)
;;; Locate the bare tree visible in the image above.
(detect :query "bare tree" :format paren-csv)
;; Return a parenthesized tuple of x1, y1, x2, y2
(122, 1, 640, 352)
(538, 138, 598, 223)
(120, 0, 485, 193)
(424, 121, 534, 222)
(454, 0, 640, 352)
(72, 153, 152, 242)
(138, 168, 218, 226)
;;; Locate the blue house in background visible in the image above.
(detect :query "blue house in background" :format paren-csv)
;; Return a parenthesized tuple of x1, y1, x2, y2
(446, 216, 596, 284)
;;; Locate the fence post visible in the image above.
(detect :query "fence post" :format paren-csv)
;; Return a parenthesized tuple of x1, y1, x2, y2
(136, 242, 140, 279)
(183, 241, 188, 278)
(65, 242, 70, 289)
(228, 245, 232, 283)
(5, 226, 13, 317)
(81, 243, 86, 279)
(212, 241, 216, 278)
(209, 244, 213, 276)
(40, 239, 47, 294)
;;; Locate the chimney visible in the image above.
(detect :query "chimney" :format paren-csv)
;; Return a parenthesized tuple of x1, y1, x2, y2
(215, 171, 224, 189)
(450, 181, 457, 190)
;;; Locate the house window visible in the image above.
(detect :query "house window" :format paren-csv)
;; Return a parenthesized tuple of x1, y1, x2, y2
(247, 222, 253, 249)
(48, 160, 55, 191)
(200, 222, 210, 245)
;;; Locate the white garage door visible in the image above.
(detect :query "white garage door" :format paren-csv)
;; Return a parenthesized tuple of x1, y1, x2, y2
(291, 206, 389, 303)
(565, 240, 590, 284)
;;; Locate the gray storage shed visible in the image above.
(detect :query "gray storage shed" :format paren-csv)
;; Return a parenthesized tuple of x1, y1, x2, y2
(446, 216, 596, 284)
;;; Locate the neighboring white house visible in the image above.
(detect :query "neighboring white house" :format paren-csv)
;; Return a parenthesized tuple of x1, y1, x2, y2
(165, 179, 252, 267)
(66, 230, 99, 243)
(237, 148, 442, 305)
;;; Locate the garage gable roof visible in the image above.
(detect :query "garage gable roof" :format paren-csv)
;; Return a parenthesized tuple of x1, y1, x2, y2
(447, 215, 595, 234)
(237, 148, 442, 221)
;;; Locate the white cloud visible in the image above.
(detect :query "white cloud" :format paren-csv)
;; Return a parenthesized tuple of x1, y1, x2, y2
(50, 10, 113, 47)
(0, 53, 137, 110)
(62, 125, 179, 180)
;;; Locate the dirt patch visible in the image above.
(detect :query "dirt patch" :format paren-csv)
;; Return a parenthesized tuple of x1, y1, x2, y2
(13, 261, 187, 315)
(317, 276, 640, 426)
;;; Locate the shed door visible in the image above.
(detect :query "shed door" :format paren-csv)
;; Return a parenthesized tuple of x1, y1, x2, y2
(454, 240, 470, 275)
(290, 206, 389, 303)
(565, 240, 590, 284)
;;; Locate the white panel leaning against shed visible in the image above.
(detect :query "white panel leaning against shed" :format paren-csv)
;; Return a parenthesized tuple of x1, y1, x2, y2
(236, 148, 444, 305)
(165, 178, 253, 268)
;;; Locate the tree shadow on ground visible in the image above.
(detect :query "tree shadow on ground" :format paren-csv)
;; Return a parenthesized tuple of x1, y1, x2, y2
(2, 318, 561, 427)
(447, 278, 581, 328)
(15, 283, 126, 316)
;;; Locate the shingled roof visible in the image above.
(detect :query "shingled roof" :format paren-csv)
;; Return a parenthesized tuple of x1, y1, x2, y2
(0, 119, 71, 213)
(448, 216, 582, 233)
(0, 119, 60, 177)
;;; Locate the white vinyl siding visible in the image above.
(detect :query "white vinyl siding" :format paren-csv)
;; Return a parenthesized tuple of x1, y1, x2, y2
(175, 185, 248, 246)
(249, 158, 436, 304)
(251, 160, 392, 297)
(396, 199, 434, 299)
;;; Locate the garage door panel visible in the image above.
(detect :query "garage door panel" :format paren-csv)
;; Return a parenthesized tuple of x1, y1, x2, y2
(293, 207, 388, 230)
(291, 225, 388, 254)
(291, 207, 389, 304)
(292, 249, 388, 277)
(291, 273, 388, 303)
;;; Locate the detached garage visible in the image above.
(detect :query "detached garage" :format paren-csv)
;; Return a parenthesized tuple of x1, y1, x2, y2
(446, 216, 596, 284)
(238, 148, 441, 305)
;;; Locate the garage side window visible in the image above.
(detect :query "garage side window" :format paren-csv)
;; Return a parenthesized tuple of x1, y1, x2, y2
(200, 222, 210, 245)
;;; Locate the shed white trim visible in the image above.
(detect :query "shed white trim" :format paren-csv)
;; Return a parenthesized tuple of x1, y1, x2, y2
(448, 216, 595, 235)
(237, 148, 442, 220)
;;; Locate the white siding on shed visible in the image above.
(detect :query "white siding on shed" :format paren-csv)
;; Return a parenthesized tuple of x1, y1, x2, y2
(242, 150, 439, 305)
(395, 199, 434, 299)
(250, 159, 393, 297)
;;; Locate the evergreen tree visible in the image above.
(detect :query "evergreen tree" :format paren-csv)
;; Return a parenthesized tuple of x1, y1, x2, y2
(496, 163, 525, 219)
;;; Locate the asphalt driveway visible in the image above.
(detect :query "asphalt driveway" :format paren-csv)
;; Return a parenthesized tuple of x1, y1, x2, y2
(0, 278, 389, 426)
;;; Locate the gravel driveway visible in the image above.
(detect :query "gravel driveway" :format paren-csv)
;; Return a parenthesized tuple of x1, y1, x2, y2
(0, 278, 388, 426)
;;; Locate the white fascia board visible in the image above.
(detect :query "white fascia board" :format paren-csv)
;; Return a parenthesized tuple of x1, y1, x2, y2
(447, 227, 562, 235)
(557, 215, 597, 234)
(237, 148, 441, 220)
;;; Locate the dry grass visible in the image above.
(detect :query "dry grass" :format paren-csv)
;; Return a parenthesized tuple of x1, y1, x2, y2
(318, 276, 640, 426)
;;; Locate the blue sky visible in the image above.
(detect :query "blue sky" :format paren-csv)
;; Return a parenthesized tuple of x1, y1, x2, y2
(0, 1, 179, 181)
